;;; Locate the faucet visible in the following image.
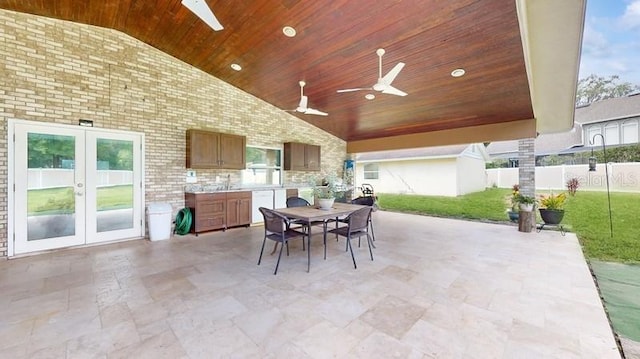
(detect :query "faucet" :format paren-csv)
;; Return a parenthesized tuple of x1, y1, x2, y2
(225, 174, 231, 190)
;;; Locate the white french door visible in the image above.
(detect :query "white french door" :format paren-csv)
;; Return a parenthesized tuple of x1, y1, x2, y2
(10, 120, 144, 255)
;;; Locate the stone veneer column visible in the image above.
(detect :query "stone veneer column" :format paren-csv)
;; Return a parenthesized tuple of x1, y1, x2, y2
(518, 138, 536, 196)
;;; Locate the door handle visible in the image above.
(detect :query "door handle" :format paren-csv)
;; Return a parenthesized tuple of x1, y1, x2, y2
(75, 191, 84, 196)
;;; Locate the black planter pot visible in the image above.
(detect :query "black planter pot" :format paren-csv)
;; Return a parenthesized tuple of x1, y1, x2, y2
(539, 209, 564, 225)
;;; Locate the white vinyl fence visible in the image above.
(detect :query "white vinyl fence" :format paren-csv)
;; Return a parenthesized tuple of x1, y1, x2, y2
(28, 169, 133, 189)
(487, 163, 640, 192)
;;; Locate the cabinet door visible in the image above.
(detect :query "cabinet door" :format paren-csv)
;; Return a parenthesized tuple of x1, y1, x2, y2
(187, 130, 220, 168)
(226, 198, 239, 227)
(286, 188, 298, 199)
(284, 142, 307, 170)
(227, 192, 251, 227)
(219, 134, 246, 169)
(305, 144, 321, 171)
(238, 198, 252, 226)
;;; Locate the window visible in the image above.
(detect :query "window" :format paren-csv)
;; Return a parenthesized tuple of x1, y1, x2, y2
(363, 163, 379, 179)
(242, 146, 282, 186)
(622, 120, 639, 144)
(604, 123, 619, 145)
(587, 126, 602, 146)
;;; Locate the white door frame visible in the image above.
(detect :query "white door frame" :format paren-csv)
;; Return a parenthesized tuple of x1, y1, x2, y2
(7, 119, 146, 257)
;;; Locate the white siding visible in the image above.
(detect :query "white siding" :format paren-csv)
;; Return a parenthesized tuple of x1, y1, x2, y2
(355, 157, 488, 197)
(456, 155, 487, 195)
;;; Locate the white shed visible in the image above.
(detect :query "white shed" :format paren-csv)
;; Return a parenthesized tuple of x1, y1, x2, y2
(354, 143, 489, 197)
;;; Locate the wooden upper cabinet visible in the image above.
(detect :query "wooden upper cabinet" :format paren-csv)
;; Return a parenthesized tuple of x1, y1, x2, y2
(186, 129, 246, 169)
(304, 144, 321, 171)
(219, 133, 246, 169)
(283, 142, 321, 171)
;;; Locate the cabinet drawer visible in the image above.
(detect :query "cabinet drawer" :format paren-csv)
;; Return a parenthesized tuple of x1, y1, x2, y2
(196, 193, 226, 201)
(226, 191, 251, 200)
(196, 216, 225, 231)
(196, 200, 225, 215)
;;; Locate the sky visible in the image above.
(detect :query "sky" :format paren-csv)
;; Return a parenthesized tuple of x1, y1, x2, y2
(579, 0, 640, 87)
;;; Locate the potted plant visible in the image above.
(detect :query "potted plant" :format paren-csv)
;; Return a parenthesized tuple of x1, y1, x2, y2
(309, 173, 340, 210)
(538, 192, 566, 225)
(515, 193, 536, 212)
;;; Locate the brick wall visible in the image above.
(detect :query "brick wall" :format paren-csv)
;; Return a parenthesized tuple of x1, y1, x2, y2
(0, 10, 346, 258)
(518, 138, 536, 196)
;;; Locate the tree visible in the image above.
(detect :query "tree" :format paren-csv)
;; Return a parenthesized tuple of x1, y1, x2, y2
(576, 74, 640, 107)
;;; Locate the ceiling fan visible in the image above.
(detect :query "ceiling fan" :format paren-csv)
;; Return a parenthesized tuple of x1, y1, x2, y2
(337, 48, 407, 96)
(182, 0, 224, 31)
(287, 81, 328, 116)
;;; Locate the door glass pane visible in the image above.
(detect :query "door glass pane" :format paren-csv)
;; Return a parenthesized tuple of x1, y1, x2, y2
(27, 133, 76, 240)
(96, 139, 134, 232)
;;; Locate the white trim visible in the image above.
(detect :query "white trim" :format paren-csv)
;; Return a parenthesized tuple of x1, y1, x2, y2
(516, 0, 586, 134)
(7, 118, 146, 257)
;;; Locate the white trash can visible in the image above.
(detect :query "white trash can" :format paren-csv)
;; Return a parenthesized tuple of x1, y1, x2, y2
(147, 203, 172, 241)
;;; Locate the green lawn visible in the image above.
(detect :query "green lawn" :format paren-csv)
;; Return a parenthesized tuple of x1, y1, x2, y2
(378, 188, 640, 263)
(28, 185, 133, 215)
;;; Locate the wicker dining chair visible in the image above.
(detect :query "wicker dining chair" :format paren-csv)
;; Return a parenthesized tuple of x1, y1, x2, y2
(258, 207, 307, 275)
(327, 206, 374, 269)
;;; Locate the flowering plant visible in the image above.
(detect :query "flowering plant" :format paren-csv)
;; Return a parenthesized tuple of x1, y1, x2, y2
(508, 184, 520, 211)
(508, 184, 535, 209)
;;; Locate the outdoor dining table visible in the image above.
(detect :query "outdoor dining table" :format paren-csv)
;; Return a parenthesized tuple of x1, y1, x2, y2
(272, 202, 365, 272)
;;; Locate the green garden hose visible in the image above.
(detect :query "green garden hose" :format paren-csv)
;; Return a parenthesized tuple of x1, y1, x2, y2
(174, 207, 192, 235)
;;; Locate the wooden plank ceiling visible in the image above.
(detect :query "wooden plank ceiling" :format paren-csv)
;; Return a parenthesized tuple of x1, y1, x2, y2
(0, 0, 534, 145)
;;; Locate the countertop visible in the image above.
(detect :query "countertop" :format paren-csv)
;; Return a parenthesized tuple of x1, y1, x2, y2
(184, 184, 311, 194)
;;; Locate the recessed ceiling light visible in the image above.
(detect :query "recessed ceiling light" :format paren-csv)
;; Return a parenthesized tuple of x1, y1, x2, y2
(231, 63, 242, 71)
(282, 26, 296, 37)
(451, 68, 466, 77)
(365, 94, 375, 100)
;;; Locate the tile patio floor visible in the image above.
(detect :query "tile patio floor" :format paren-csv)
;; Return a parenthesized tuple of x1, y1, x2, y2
(0, 211, 621, 358)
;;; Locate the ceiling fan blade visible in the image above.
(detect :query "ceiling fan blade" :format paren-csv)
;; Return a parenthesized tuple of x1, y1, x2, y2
(337, 88, 371, 93)
(380, 62, 405, 85)
(304, 108, 328, 116)
(181, 0, 224, 31)
(297, 95, 309, 111)
(381, 85, 407, 96)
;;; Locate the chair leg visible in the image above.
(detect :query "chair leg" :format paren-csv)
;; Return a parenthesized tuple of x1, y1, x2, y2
(347, 235, 357, 269)
(274, 240, 285, 275)
(258, 238, 267, 265)
(285, 241, 290, 256)
(369, 218, 376, 241)
(270, 242, 278, 255)
(366, 234, 374, 261)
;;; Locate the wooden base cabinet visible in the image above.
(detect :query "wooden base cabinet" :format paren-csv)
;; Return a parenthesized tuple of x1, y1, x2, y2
(226, 192, 251, 228)
(185, 191, 252, 235)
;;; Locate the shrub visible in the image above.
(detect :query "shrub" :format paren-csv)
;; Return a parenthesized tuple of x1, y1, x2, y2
(538, 192, 567, 210)
(566, 177, 579, 196)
